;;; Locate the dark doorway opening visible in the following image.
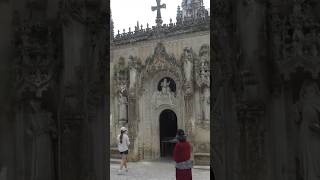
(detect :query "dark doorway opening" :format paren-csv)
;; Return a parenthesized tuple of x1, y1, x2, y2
(159, 109, 177, 158)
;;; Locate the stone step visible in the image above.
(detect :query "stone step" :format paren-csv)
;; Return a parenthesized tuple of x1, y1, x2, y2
(110, 147, 118, 154)
(193, 165, 210, 170)
(110, 153, 121, 159)
(110, 158, 122, 164)
(110, 147, 120, 159)
(194, 153, 210, 166)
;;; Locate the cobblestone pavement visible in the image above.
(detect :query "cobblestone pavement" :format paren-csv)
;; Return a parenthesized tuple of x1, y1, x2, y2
(110, 160, 209, 180)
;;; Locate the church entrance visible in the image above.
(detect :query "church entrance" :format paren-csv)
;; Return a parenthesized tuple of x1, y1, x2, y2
(159, 109, 177, 158)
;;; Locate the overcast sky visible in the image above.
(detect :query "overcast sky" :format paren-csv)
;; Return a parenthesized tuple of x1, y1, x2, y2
(111, 0, 210, 35)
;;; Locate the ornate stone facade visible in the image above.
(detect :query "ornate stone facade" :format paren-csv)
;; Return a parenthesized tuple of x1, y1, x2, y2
(110, 0, 210, 164)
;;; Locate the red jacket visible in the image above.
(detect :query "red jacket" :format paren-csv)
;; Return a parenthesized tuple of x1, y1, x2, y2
(173, 141, 191, 163)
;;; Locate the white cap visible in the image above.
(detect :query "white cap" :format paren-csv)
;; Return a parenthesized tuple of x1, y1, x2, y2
(120, 127, 127, 131)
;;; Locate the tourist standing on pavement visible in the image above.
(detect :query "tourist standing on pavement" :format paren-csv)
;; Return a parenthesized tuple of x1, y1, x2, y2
(117, 126, 130, 174)
(173, 129, 192, 180)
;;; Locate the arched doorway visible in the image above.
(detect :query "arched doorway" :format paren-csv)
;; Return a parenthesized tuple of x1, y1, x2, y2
(159, 109, 177, 158)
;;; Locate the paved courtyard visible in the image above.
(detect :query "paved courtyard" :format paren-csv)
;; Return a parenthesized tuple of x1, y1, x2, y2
(110, 160, 210, 180)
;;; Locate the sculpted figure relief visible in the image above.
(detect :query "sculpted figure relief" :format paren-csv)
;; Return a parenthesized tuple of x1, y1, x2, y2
(153, 78, 176, 107)
(115, 57, 128, 82)
(26, 99, 57, 180)
(196, 44, 210, 122)
(203, 87, 210, 121)
(118, 89, 128, 123)
(129, 56, 137, 89)
(160, 78, 171, 95)
(182, 47, 193, 83)
(197, 44, 210, 88)
(296, 81, 320, 180)
(200, 51, 210, 81)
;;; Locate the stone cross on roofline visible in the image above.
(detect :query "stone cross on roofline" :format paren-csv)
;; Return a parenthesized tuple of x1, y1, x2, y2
(151, 0, 166, 27)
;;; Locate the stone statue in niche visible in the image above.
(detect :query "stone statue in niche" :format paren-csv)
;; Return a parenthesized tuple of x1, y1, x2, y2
(203, 87, 210, 121)
(295, 81, 320, 180)
(153, 78, 175, 106)
(199, 87, 210, 122)
(182, 47, 193, 83)
(160, 78, 171, 95)
(128, 56, 137, 90)
(115, 57, 128, 82)
(200, 53, 210, 81)
(196, 44, 210, 88)
(182, 47, 194, 94)
(114, 57, 129, 97)
(26, 99, 57, 180)
(196, 44, 210, 122)
(118, 89, 128, 124)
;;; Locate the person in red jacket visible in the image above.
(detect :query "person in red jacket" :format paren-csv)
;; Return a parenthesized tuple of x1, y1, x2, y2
(173, 129, 192, 180)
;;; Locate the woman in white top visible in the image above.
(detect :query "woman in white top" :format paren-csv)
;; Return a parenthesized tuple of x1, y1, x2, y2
(117, 127, 130, 174)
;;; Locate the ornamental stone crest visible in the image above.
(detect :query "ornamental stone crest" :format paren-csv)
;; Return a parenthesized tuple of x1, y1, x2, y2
(143, 42, 181, 80)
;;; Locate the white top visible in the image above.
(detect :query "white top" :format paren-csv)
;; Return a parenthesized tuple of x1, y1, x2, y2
(117, 133, 130, 152)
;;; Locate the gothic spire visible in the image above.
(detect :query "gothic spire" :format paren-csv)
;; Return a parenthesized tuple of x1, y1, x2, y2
(176, 6, 183, 24)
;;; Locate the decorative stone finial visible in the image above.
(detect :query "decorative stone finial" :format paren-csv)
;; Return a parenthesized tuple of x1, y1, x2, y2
(176, 6, 183, 24)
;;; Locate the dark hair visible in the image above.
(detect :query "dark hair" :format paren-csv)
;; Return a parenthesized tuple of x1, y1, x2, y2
(120, 130, 125, 143)
(176, 129, 186, 142)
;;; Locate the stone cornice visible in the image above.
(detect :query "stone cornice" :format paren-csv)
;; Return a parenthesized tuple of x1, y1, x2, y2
(111, 16, 210, 46)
